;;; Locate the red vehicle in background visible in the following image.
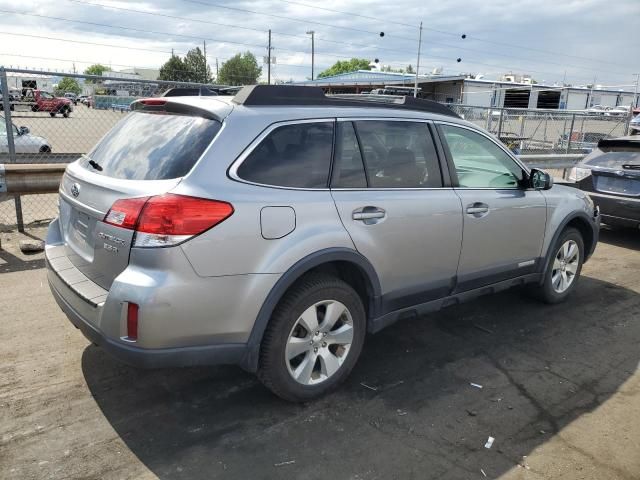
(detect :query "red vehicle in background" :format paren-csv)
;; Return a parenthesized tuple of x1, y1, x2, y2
(22, 89, 73, 117)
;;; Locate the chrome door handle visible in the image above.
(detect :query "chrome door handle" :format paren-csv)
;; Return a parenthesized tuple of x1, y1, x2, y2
(353, 211, 385, 220)
(466, 203, 489, 216)
(352, 207, 386, 223)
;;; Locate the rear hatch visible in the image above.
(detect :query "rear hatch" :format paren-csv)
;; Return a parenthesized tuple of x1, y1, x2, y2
(56, 99, 226, 290)
(586, 138, 640, 197)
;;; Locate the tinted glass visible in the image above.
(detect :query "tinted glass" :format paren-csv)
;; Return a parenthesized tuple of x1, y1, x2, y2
(332, 122, 367, 188)
(81, 112, 220, 180)
(441, 125, 524, 188)
(238, 122, 333, 188)
(585, 149, 640, 168)
(354, 121, 442, 188)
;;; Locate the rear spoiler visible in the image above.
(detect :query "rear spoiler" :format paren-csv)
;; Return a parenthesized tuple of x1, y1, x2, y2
(130, 98, 222, 121)
(597, 137, 640, 152)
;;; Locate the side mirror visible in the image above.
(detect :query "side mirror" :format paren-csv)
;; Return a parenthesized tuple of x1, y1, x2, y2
(530, 169, 553, 190)
(18, 126, 29, 136)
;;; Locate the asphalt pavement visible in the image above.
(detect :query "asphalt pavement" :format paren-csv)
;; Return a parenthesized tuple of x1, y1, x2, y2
(1, 226, 639, 479)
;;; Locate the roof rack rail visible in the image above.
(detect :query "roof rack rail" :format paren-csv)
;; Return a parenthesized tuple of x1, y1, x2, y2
(232, 85, 460, 119)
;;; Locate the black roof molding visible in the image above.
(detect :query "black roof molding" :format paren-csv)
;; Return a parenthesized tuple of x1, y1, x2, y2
(232, 85, 461, 118)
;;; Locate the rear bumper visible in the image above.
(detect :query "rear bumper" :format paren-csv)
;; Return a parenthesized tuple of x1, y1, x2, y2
(48, 267, 246, 368)
(45, 217, 278, 369)
(588, 191, 640, 227)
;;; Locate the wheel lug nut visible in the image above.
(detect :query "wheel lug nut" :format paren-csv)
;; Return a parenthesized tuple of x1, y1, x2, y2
(309, 340, 313, 345)
(322, 342, 327, 347)
(315, 331, 320, 336)
(323, 332, 327, 337)
(313, 347, 318, 353)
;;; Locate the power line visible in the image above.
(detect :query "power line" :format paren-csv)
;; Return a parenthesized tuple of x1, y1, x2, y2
(272, 0, 631, 69)
(67, 0, 305, 41)
(60, 0, 622, 80)
(3, 5, 617, 84)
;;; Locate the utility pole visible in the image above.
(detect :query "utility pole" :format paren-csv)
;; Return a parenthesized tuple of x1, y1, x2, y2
(216, 58, 219, 82)
(413, 21, 423, 98)
(587, 76, 596, 108)
(267, 29, 272, 85)
(306, 30, 315, 80)
(633, 73, 639, 108)
(203, 40, 207, 83)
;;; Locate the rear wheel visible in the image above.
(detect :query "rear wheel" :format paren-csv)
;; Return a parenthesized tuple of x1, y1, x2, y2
(258, 274, 366, 402)
(39, 145, 51, 153)
(530, 227, 584, 304)
(62, 107, 70, 118)
(49, 112, 56, 117)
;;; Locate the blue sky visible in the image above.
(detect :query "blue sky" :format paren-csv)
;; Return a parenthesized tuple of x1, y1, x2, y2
(0, 0, 637, 88)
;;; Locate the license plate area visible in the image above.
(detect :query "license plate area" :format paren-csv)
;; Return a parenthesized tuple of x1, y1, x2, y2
(594, 175, 640, 196)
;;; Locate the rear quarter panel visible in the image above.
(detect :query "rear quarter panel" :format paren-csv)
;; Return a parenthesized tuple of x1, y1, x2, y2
(176, 109, 355, 277)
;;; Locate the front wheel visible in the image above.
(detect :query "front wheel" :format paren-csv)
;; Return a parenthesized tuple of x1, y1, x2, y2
(62, 107, 70, 118)
(258, 274, 366, 402)
(530, 227, 584, 304)
(49, 112, 56, 117)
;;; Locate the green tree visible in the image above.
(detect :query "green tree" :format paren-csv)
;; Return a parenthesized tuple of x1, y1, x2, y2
(218, 52, 262, 86)
(406, 64, 415, 74)
(158, 54, 190, 82)
(184, 47, 213, 83)
(317, 58, 371, 78)
(55, 77, 81, 96)
(83, 64, 108, 83)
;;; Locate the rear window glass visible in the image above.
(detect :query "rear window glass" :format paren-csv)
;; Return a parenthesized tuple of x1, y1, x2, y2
(81, 112, 221, 180)
(237, 121, 333, 188)
(585, 150, 640, 168)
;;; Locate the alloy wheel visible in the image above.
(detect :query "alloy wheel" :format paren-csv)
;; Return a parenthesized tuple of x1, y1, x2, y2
(551, 239, 580, 293)
(285, 300, 354, 385)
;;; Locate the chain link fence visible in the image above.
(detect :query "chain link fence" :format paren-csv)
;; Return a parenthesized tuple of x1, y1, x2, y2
(448, 104, 631, 155)
(1, 67, 223, 232)
(1, 67, 634, 233)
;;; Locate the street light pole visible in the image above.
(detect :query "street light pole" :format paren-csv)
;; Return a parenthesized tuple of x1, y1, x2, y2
(413, 21, 423, 98)
(306, 30, 315, 80)
(267, 29, 272, 85)
(633, 73, 639, 108)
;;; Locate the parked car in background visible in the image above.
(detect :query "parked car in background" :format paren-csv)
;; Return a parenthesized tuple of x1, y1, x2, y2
(629, 114, 640, 135)
(0, 118, 51, 153)
(45, 85, 599, 401)
(0, 92, 17, 110)
(608, 105, 631, 117)
(586, 105, 608, 115)
(64, 93, 79, 105)
(22, 89, 73, 117)
(568, 136, 640, 228)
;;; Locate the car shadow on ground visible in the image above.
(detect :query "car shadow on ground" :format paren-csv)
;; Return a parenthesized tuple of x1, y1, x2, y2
(598, 225, 640, 250)
(82, 274, 640, 479)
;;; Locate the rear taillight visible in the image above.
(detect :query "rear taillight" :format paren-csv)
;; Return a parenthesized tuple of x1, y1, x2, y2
(103, 194, 234, 247)
(104, 197, 149, 229)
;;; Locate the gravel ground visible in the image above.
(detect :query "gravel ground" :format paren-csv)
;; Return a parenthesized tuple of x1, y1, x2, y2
(1, 226, 639, 480)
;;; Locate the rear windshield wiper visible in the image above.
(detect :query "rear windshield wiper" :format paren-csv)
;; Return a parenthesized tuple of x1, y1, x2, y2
(88, 159, 103, 171)
(622, 164, 640, 170)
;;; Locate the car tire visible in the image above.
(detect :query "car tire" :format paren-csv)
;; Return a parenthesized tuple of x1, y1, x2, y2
(39, 145, 51, 153)
(62, 108, 70, 118)
(529, 227, 584, 304)
(49, 112, 56, 117)
(258, 273, 366, 402)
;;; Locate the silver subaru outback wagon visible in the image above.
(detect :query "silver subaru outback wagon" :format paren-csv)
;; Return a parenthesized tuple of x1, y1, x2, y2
(46, 85, 600, 401)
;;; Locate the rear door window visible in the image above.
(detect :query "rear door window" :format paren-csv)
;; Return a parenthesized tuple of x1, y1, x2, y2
(237, 121, 334, 188)
(353, 120, 443, 188)
(81, 111, 221, 180)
